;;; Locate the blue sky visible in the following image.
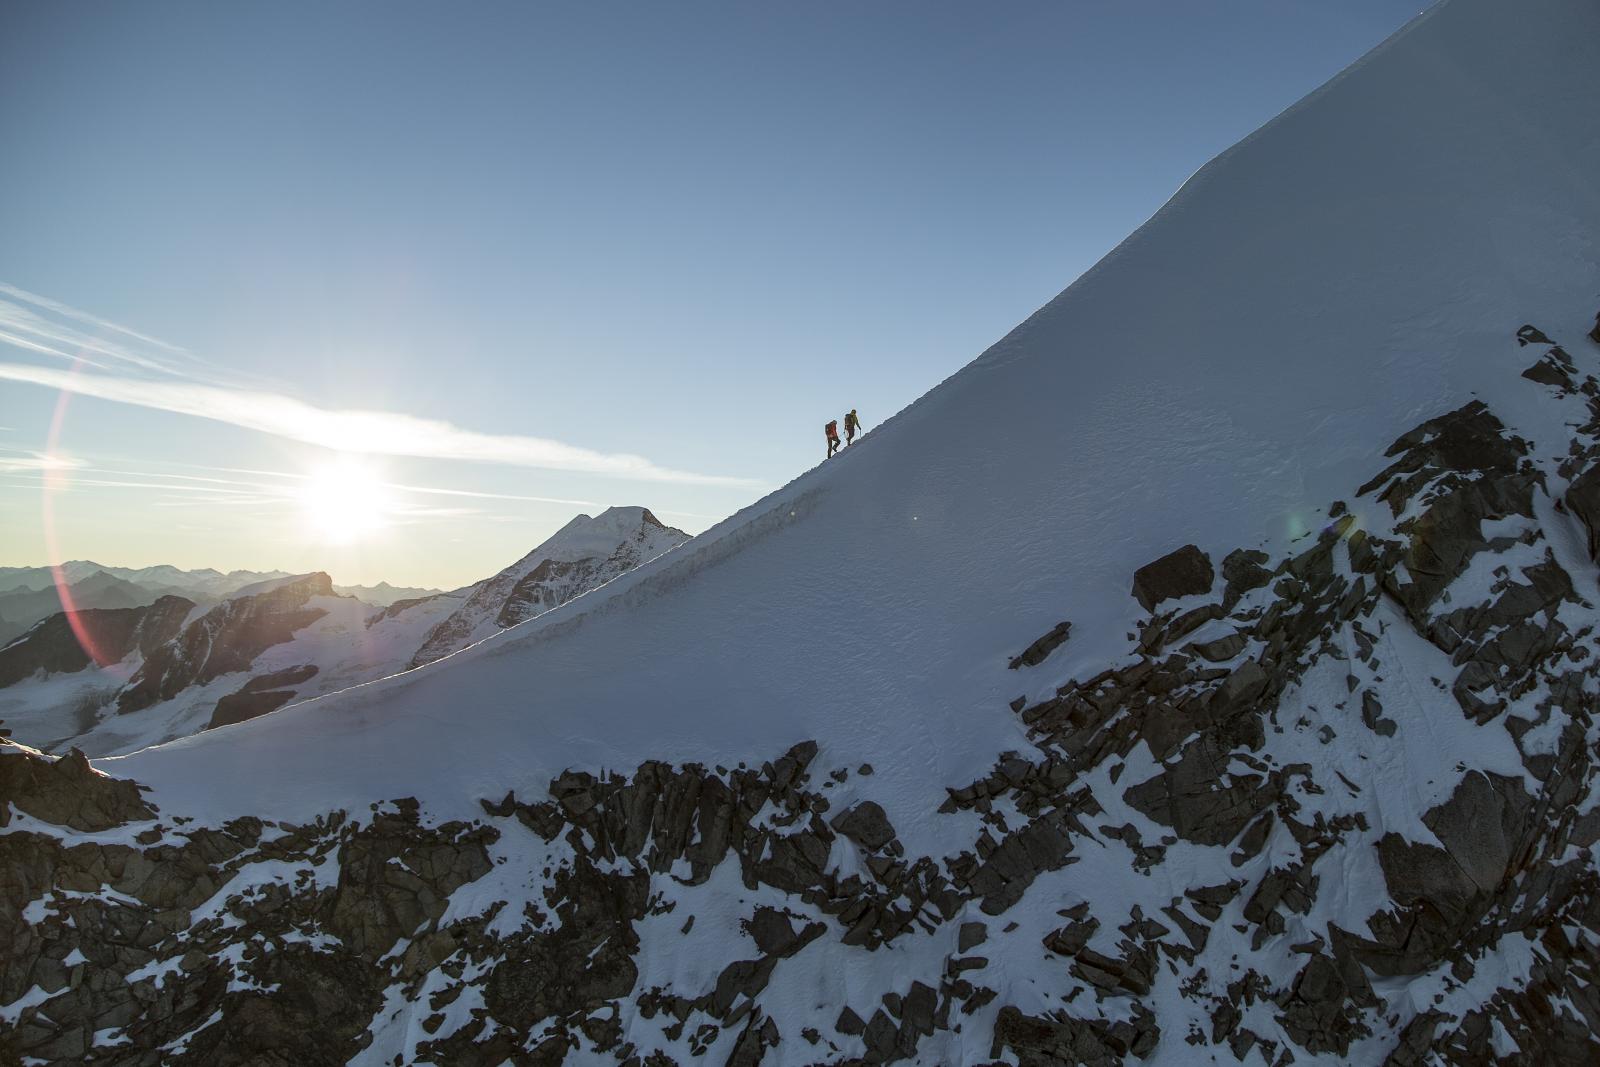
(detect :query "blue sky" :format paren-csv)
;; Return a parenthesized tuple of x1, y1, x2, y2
(0, 1, 1423, 588)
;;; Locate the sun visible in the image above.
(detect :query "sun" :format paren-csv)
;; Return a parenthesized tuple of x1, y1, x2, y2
(298, 456, 392, 543)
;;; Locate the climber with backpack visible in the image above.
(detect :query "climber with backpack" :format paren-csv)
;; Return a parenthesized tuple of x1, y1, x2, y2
(844, 408, 861, 445)
(825, 419, 841, 458)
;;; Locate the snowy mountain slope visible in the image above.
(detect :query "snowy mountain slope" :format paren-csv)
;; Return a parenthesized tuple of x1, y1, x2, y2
(409, 506, 689, 667)
(0, 508, 675, 757)
(5, 0, 1600, 1064)
(0, 576, 468, 757)
(334, 581, 448, 607)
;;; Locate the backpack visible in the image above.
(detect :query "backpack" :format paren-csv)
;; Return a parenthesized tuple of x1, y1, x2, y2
(826, 420, 839, 436)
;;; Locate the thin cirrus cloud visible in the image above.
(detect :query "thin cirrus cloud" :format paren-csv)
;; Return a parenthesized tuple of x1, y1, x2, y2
(0, 361, 758, 487)
(0, 282, 230, 383)
(0, 454, 722, 524)
(0, 282, 763, 489)
(0, 450, 86, 474)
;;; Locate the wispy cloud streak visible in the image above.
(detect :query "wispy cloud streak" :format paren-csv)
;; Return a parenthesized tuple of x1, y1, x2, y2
(0, 361, 759, 487)
(0, 283, 763, 489)
(0, 450, 86, 473)
(0, 283, 189, 355)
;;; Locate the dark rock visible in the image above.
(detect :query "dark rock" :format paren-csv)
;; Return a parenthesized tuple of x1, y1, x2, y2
(1125, 736, 1280, 847)
(1222, 549, 1273, 599)
(1010, 621, 1072, 669)
(1274, 954, 1368, 1055)
(1231, 813, 1273, 866)
(1131, 545, 1215, 612)
(831, 801, 895, 851)
(1419, 771, 1530, 895)
(0, 743, 154, 831)
(178, 943, 384, 1066)
(744, 907, 823, 959)
(329, 808, 496, 960)
(208, 685, 305, 730)
(1567, 463, 1600, 562)
(863, 1008, 898, 1058)
(1042, 915, 1099, 957)
(903, 981, 937, 1036)
(1192, 633, 1247, 663)
(1359, 691, 1397, 737)
(1207, 659, 1269, 719)
(482, 859, 647, 1032)
(991, 1003, 1160, 1063)
(1523, 354, 1574, 389)
(234, 663, 320, 693)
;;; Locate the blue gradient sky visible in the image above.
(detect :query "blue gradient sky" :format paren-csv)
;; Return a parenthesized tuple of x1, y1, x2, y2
(0, 1, 1423, 588)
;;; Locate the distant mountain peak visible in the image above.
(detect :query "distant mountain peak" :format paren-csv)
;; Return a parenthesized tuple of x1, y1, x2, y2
(410, 505, 689, 666)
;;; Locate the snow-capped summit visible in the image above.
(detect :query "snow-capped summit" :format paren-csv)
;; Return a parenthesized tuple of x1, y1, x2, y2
(409, 505, 689, 666)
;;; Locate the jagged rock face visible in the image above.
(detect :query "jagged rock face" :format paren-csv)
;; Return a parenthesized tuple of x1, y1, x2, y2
(116, 574, 334, 714)
(411, 507, 689, 667)
(6, 321, 1600, 1064)
(0, 596, 191, 687)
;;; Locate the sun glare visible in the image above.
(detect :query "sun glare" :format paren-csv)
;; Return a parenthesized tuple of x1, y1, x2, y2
(298, 457, 392, 543)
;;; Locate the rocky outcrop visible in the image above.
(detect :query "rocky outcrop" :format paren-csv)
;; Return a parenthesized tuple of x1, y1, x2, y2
(117, 574, 333, 714)
(0, 743, 497, 1066)
(1130, 544, 1214, 611)
(0, 742, 154, 830)
(0, 596, 192, 687)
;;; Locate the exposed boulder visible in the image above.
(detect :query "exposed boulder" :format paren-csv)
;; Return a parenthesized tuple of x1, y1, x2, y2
(1221, 548, 1272, 600)
(1009, 620, 1072, 669)
(832, 801, 896, 851)
(1515, 323, 1552, 346)
(1131, 545, 1215, 612)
